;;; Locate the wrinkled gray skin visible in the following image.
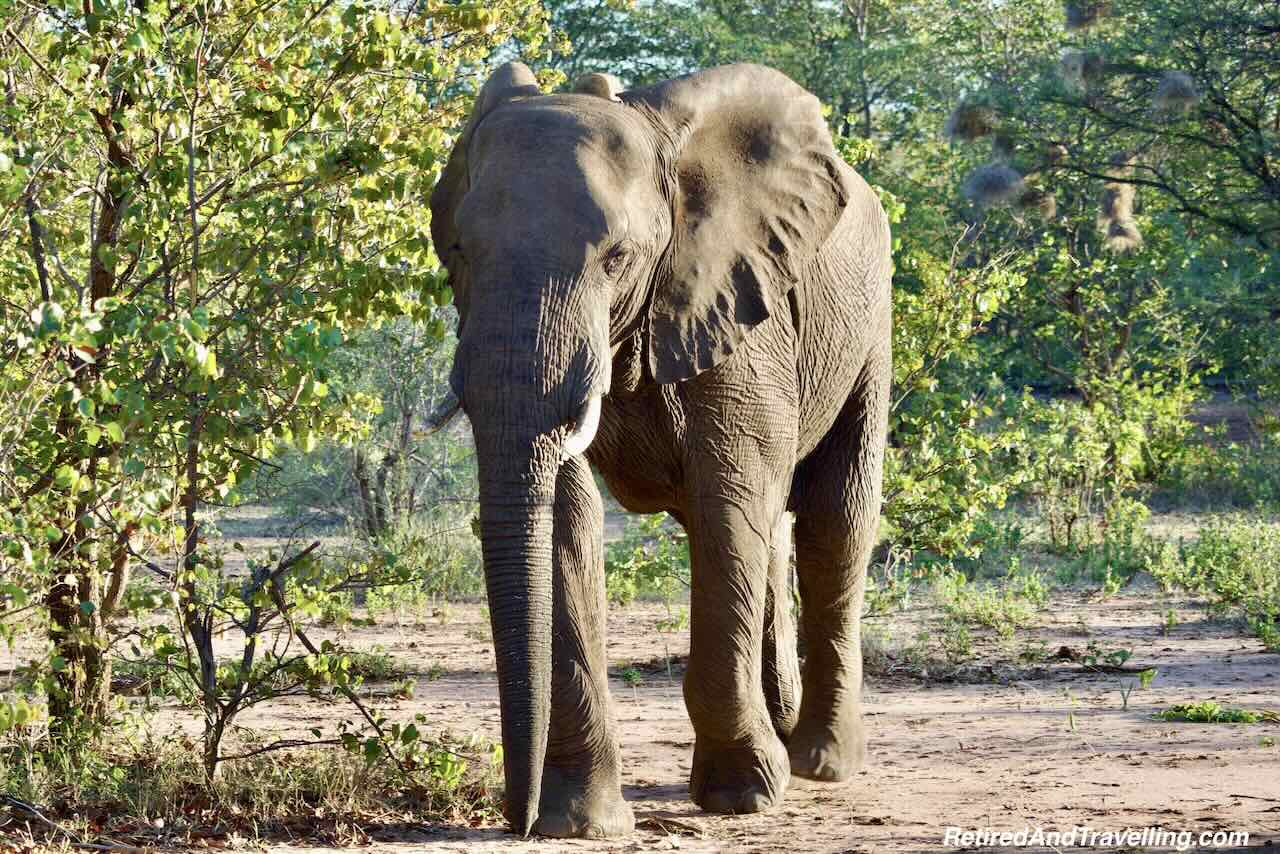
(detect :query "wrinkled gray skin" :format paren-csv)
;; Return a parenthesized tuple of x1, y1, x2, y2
(430, 61, 892, 838)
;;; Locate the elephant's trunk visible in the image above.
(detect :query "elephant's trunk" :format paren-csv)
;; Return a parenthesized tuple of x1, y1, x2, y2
(455, 270, 611, 835)
(474, 437, 559, 836)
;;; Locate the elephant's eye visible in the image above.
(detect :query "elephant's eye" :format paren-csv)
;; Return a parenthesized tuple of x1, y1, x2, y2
(601, 243, 630, 277)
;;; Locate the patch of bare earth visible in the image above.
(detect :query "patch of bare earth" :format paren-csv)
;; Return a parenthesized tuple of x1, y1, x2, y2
(203, 588, 1279, 854)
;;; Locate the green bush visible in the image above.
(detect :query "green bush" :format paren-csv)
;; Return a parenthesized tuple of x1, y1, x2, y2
(1155, 701, 1276, 724)
(604, 514, 689, 606)
(1150, 517, 1280, 650)
(365, 514, 486, 604)
(1013, 369, 1201, 551)
(931, 560, 1047, 644)
(1066, 497, 1163, 585)
(0, 726, 501, 845)
(1156, 430, 1280, 512)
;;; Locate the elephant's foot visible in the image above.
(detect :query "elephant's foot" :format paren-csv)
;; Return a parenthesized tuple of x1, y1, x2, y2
(787, 714, 865, 782)
(534, 765, 634, 839)
(690, 730, 789, 814)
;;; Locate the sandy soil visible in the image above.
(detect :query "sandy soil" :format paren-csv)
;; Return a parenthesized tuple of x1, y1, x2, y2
(5, 500, 1277, 853)
(208, 587, 1280, 854)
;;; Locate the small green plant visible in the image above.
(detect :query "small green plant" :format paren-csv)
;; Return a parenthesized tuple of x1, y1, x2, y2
(1099, 566, 1123, 598)
(1162, 608, 1179, 634)
(356, 515, 487, 625)
(1064, 689, 1079, 732)
(346, 648, 411, 683)
(604, 514, 690, 606)
(931, 562, 1045, 647)
(1018, 638, 1049, 663)
(1063, 499, 1164, 588)
(0, 697, 43, 736)
(620, 667, 643, 688)
(1260, 736, 1277, 748)
(1154, 701, 1278, 723)
(655, 606, 690, 634)
(864, 545, 923, 616)
(1158, 431, 1280, 511)
(1082, 641, 1133, 669)
(0, 723, 502, 848)
(1117, 668, 1158, 710)
(1251, 616, 1280, 652)
(939, 615, 973, 663)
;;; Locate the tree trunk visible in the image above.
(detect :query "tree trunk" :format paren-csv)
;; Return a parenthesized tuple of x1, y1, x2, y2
(353, 448, 383, 537)
(45, 556, 112, 740)
(373, 449, 399, 533)
(42, 50, 132, 743)
(180, 406, 223, 782)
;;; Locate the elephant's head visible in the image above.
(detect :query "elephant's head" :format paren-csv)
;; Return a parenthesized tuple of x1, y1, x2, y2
(429, 61, 850, 835)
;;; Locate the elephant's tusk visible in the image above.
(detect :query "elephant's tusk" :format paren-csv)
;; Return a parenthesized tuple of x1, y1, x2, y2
(562, 395, 602, 461)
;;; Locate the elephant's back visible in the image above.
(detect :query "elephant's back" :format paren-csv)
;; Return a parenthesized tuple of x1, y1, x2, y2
(792, 164, 892, 460)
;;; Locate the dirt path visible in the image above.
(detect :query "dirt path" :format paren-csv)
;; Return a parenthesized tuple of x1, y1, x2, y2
(235, 592, 1280, 854)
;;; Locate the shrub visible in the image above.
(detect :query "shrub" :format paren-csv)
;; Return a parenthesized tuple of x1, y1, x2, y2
(604, 514, 689, 606)
(931, 560, 1047, 644)
(364, 513, 486, 605)
(1067, 497, 1162, 584)
(0, 726, 501, 847)
(1155, 702, 1277, 724)
(1156, 430, 1280, 512)
(1150, 517, 1280, 650)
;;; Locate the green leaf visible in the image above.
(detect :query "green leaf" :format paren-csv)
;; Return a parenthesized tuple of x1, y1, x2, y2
(125, 29, 149, 53)
(105, 422, 125, 444)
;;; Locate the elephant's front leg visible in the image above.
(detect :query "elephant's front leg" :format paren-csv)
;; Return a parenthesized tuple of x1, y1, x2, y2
(679, 327, 799, 816)
(684, 495, 793, 815)
(534, 455, 634, 839)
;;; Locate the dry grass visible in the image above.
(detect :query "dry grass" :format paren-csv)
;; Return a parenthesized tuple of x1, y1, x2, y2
(0, 729, 501, 849)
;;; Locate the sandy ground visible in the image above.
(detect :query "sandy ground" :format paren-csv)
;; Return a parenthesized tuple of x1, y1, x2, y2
(4, 499, 1277, 852)
(205, 587, 1280, 854)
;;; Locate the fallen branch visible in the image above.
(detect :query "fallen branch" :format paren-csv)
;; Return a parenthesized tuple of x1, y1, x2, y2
(1079, 663, 1153, 675)
(1, 795, 148, 852)
(636, 815, 707, 837)
(218, 736, 342, 763)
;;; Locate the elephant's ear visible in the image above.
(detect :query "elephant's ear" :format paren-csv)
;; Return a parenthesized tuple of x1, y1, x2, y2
(430, 62, 542, 323)
(624, 64, 851, 383)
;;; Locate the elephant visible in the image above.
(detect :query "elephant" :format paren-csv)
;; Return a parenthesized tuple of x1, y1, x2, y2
(428, 60, 892, 838)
